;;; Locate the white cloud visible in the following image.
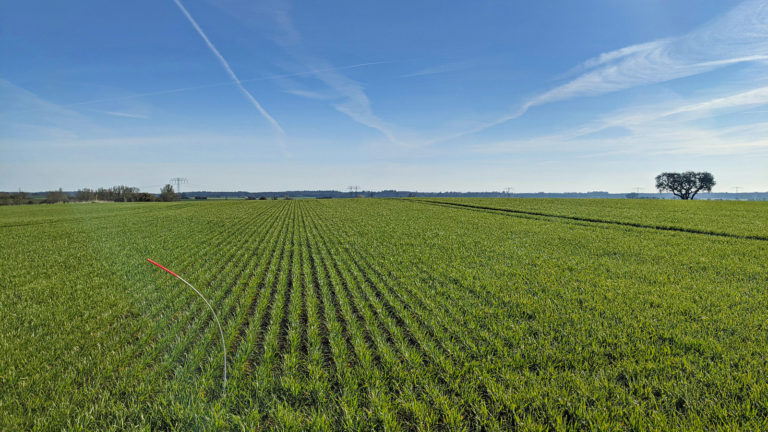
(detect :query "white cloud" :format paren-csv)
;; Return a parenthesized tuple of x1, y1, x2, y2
(567, 40, 669, 75)
(0, 61, 388, 116)
(283, 88, 332, 99)
(467, 82, 768, 158)
(103, 111, 149, 119)
(532, 1, 768, 106)
(236, 0, 403, 144)
(663, 86, 768, 116)
(442, 0, 768, 142)
(0, 79, 82, 120)
(401, 60, 473, 78)
(307, 59, 400, 144)
(472, 123, 768, 158)
(564, 85, 768, 140)
(0, 79, 103, 141)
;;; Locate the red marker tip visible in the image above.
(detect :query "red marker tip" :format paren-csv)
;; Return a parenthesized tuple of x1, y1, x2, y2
(147, 258, 180, 278)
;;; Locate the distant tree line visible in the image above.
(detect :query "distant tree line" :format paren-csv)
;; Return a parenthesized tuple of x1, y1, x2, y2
(0, 184, 179, 205)
(0, 191, 35, 206)
(186, 190, 625, 199)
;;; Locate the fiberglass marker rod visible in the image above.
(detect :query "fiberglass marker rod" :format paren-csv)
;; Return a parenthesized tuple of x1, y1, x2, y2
(147, 258, 227, 395)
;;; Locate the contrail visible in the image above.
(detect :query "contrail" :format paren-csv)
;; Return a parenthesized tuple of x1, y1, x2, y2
(172, 0, 284, 135)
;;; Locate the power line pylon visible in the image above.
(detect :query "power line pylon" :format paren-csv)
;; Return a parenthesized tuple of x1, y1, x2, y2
(170, 177, 188, 195)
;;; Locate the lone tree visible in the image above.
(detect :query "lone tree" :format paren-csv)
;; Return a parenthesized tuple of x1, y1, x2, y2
(655, 171, 715, 200)
(159, 184, 179, 202)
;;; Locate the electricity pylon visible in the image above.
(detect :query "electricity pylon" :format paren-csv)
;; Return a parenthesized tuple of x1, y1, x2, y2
(170, 177, 188, 194)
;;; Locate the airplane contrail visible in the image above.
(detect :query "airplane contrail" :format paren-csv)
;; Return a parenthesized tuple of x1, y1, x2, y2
(172, 0, 285, 135)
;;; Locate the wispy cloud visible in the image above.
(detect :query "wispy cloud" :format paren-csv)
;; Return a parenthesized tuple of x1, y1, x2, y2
(249, 0, 402, 144)
(172, 0, 285, 136)
(470, 85, 768, 158)
(3, 133, 271, 150)
(401, 60, 473, 78)
(440, 0, 768, 143)
(272, 61, 389, 80)
(563, 41, 668, 77)
(472, 122, 768, 158)
(656, 86, 768, 117)
(0, 79, 83, 120)
(5, 61, 387, 116)
(529, 0, 768, 107)
(569, 85, 768, 139)
(307, 59, 400, 144)
(0, 79, 99, 140)
(283, 88, 333, 99)
(103, 111, 149, 119)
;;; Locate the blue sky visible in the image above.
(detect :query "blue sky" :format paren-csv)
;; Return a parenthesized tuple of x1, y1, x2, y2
(1, 0, 767, 192)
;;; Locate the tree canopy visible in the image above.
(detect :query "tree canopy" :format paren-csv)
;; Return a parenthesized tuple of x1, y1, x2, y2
(655, 171, 715, 200)
(160, 184, 179, 202)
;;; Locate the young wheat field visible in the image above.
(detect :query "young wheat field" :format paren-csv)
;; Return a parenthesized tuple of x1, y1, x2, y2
(1, 198, 767, 430)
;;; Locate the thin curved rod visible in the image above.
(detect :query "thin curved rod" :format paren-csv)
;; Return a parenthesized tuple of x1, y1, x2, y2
(147, 258, 227, 395)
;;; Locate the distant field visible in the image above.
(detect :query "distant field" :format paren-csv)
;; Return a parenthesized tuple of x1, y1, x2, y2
(1, 199, 767, 430)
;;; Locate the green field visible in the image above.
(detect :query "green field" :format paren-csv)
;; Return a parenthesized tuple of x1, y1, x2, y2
(1, 199, 767, 430)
